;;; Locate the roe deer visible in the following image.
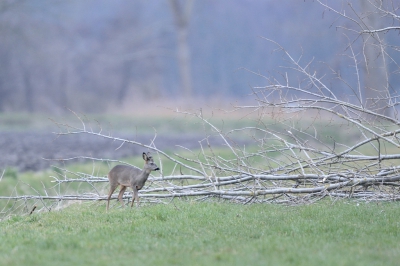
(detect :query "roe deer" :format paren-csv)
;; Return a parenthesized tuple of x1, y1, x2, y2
(106, 152, 159, 211)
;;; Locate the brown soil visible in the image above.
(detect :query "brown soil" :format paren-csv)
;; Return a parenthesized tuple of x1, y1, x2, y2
(0, 131, 236, 172)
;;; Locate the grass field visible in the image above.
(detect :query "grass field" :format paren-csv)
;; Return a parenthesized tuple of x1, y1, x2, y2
(0, 200, 399, 266)
(0, 109, 260, 135)
(1, 112, 400, 265)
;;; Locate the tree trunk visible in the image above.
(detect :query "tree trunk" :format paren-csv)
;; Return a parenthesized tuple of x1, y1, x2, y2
(361, 1, 391, 118)
(22, 66, 34, 112)
(117, 61, 132, 104)
(59, 66, 69, 109)
(169, 0, 194, 98)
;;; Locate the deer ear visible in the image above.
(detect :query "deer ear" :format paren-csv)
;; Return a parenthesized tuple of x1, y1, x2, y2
(142, 152, 147, 161)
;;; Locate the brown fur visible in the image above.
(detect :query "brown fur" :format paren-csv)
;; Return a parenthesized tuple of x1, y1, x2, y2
(106, 152, 159, 210)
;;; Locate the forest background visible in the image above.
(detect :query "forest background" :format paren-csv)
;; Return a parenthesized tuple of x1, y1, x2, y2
(2, 0, 399, 113)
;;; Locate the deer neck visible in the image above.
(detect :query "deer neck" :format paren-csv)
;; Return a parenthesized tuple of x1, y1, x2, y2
(140, 168, 151, 181)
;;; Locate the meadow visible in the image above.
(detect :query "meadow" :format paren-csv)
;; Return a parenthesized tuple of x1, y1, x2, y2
(1, 111, 400, 265)
(1, 200, 399, 266)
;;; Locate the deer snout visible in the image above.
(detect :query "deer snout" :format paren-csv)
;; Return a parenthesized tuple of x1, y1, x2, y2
(155, 167, 160, 171)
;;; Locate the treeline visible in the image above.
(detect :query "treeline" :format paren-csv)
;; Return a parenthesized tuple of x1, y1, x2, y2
(0, 0, 398, 113)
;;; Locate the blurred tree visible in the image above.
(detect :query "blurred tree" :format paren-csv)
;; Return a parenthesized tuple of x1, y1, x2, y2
(1, 0, 397, 113)
(169, 0, 194, 98)
(97, 1, 163, 106)
(0, 0, 21, 111)
(317, 0, 399, 118)
(21, 62, 34, 112)
(360, 0, 392, 118)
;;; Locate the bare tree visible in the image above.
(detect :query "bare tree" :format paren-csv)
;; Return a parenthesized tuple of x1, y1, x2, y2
(317, 0, 400, 117)
(169, 0, 194, 98)
(0, 1, 165, 113)
(360, 1, 390, 117)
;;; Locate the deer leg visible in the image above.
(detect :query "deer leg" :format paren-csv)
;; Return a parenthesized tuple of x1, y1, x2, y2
(106, 183, 119, 211)
(118, 185, 127, 207)
(131, 187, 139, 208)
(136, 187, 140, 207)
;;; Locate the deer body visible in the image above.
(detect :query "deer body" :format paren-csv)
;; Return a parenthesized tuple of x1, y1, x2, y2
(106, 152, 159, 210)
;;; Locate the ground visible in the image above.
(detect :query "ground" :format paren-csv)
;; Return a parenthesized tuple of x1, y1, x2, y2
(0, 131, 217, 171)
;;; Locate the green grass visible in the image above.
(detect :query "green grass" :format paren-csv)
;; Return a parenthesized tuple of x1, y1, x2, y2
(0, 200, 399, 266)
(1, 112, 400, 265)
(0, 111, 261, 135)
